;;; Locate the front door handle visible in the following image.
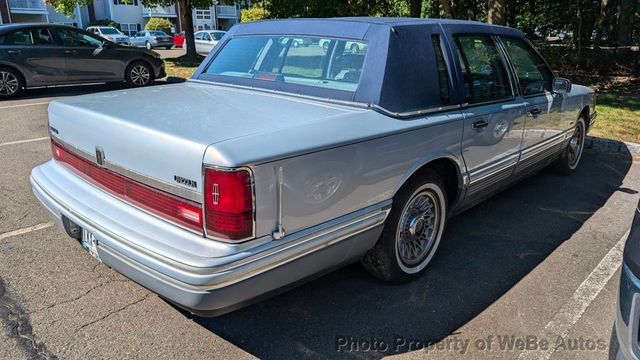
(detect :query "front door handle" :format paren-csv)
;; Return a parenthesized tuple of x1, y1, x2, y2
(65, 50, 77, 55)
(472, 119, 489, 130)
(7, 50, 21, 55)
(527, 108, 542, 117)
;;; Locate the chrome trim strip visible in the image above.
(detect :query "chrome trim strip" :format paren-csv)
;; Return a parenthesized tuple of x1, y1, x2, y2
(50, 134, 201, 202)
(468, 153, 519, 185)
(519, 131, 568, 161)
(187, 79, 464, 120)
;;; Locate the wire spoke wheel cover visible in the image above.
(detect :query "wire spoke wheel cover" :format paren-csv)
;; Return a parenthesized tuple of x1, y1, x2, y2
(130, 65, 151, 86)
(568, 119, 585, 169)
(395, 183, 445, 273)
(0, 71, 19, 96)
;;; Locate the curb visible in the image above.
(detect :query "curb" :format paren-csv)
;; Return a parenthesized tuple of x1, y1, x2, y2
(585, 136, 640, 157)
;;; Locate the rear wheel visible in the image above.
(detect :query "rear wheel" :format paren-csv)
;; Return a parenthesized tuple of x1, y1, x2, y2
(125, 62, 153, 87)
(0, 67, 24, 99)
(362, 169, 447, 282)
(555, 116, 586, 175)
(145, 41, 152, 50)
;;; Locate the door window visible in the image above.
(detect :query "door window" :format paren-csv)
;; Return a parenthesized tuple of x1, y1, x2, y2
(431, 34, 451, 105)
(501, 37, 554, 96)
(454, 35, 512, 104)
(55, 28, 103, 47)
(5, 28, 54, 45)
(195, 32, 204, 40)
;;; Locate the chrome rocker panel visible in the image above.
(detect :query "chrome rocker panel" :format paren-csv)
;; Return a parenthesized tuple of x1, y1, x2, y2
(30, 160, 389, 316)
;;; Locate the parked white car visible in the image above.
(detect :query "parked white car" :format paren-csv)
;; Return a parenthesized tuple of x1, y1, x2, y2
(86, 26, 130, 46)
(191, 30, 226, 55)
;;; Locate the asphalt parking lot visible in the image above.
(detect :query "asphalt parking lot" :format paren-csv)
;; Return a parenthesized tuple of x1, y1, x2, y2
(0, 85, 639, 360)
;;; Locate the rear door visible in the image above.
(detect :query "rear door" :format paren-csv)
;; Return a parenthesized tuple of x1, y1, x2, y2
(1, 26, 68, 85)
(498, 36, 566, 173)
(51, 27, 122, 82)
(450, 34, 527, 199)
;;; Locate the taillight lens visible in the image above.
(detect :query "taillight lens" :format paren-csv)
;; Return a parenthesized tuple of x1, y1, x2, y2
(51, 140, 203, 232)
(204, 168, 254, 241)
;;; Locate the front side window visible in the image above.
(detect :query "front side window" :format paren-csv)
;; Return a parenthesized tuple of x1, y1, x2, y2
(204, 36, 368, 93)
(55, 28, 103, 47)
(455, 35, 512, 104)
(501, 37, 553, 96)
(203, 33, 212, 41)
(5, 28, 54, 45)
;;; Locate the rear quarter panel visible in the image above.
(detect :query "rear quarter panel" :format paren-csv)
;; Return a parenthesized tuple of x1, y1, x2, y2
(206, 109, 466, 238)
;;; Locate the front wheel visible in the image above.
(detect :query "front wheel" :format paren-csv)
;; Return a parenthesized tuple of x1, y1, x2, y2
(0, 67, 24, 99)
(362, 168, 447, 282)
(554, 116, 586, 175)
(125, 62, 153, 87)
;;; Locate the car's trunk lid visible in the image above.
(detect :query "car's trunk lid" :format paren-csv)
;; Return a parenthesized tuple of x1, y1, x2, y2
(47, 81, 359, 197)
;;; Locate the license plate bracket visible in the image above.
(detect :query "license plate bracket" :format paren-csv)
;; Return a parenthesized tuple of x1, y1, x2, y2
(81, 228, 101, 261)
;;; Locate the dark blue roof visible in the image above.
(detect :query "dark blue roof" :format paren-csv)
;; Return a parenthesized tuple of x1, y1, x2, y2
(195, 18, 526, 115)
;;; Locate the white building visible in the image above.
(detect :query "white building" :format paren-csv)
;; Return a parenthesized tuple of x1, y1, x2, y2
(0, 0, 242, 33)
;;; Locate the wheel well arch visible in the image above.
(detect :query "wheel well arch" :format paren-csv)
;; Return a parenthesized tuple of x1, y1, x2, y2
(579, 105, 591, 129)
(397, 156, 463, 207)
(0, 64, 26, 88)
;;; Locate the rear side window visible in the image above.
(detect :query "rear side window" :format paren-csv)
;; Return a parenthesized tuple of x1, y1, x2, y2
(431, 35, 451, 105)
(454, 35, 512, 105)
(5, 28, 54, 45)
(205, 36, 368, 92)
(501, 37, 553, 96)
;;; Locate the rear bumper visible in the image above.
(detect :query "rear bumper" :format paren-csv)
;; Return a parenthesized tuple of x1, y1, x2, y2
(30, 160, 387, 315)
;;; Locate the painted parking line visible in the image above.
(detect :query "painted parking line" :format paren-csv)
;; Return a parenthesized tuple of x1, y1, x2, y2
(517, 229, 629, 360)
(0, 137, 49, 148)
(0, 101, 49, 111)
(0, 222, 54, 241)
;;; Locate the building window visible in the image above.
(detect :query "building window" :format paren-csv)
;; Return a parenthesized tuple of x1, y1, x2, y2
(195, 9, 211, 20)
(120, 23, 139, 37)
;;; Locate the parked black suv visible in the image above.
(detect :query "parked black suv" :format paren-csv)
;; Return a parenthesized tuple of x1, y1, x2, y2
(0, 23, 165, 99)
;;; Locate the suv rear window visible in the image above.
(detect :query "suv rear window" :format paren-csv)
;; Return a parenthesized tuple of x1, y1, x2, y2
(204, 36, 368, 93)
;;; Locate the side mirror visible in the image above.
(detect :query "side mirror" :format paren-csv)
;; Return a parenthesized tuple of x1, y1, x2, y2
(553, 77, 572, 94)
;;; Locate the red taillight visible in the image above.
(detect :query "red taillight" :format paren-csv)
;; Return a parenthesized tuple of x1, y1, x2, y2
(204, 168, 254, 241)
(155, 37, 162, 41)
(51, 140, 203, 232)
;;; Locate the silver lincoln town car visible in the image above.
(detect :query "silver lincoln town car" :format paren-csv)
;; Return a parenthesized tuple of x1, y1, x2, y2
(31, 18, 596, 316)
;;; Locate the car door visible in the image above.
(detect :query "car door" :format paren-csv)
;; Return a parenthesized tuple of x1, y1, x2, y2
(194, 32, 205, 54)
(52, 27, 122, 82)
(1, 27, 68, 85)
(130, 31, 145, 47)
(498, 36, 566, 173)
(451, 34, 527, 200)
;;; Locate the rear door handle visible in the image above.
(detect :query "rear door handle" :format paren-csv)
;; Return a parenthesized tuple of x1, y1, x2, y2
(472, 119, 489, 130)
(7, 50, 21, 55)
(65, 50, 77, 55)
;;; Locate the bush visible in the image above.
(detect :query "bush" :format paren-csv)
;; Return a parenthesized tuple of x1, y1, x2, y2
(89, 19, 120, 29)
(241, 7, 270, 23)
(145, 18, 173, 35)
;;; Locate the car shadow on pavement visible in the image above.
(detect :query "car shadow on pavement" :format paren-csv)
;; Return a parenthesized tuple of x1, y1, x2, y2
(188, 147, 633, 359)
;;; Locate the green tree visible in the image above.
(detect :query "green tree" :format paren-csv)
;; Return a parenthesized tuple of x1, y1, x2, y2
(145, 17, 173, 34)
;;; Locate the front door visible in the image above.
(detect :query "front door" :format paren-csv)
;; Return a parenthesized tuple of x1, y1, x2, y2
(2, 27, 68, 85)
(52, 27, 122, 83)
(499, 37, 567, 173)
(453, 35, 526, 200)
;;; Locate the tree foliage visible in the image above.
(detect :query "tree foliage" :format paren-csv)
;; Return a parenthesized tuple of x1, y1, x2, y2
(241, 6, 271, 22)
(145, 17, 173, 34)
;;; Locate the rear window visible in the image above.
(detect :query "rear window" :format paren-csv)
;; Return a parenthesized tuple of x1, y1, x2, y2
(204, 36, 368, 93)
(150, 31, 167, 36)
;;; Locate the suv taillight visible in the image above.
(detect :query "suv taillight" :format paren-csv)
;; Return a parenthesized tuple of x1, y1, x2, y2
(204, 167, 254, 241)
